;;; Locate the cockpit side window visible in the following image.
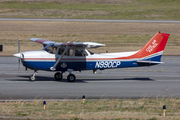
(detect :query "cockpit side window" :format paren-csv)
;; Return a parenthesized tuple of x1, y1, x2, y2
(65, 49, 74, 56)
(58, 48, 65, 55)
(58, 48, 74, 56)
(51, 47, 57, 54)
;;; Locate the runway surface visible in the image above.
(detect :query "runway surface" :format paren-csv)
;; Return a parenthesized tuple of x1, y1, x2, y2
(0, 56, 180, 99)
(1, 18, 180, 23)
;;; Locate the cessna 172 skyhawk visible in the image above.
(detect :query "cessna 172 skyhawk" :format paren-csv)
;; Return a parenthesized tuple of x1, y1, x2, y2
(14, 32, 170, 82)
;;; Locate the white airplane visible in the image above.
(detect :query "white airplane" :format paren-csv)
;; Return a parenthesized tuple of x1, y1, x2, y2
(14, 32, 170, 82)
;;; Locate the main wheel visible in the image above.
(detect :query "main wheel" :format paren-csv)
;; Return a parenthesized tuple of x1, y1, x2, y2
(54, 72, 63, 81)
(67, 74, 76, 82)
(29, 74, 36, 82)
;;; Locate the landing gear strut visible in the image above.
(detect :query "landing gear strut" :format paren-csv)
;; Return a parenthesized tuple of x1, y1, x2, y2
(29, 70, 38, 82)
(54, 72, 63, 81)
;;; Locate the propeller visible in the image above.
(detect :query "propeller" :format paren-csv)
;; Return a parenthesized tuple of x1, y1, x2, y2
(18, 37, 21, 70)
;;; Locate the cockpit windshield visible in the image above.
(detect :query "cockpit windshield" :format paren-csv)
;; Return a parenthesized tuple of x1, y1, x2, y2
(43, 43, 57, 54)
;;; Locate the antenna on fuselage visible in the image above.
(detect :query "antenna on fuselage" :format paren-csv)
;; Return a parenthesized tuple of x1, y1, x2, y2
(67, 38, 75, 43)
(73, 39, 79, 43)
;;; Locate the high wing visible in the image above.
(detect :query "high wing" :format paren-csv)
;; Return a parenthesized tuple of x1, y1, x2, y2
(30, 38, 55, 47)
(30, 38, 105, 49)
(54, 42, 105, 49)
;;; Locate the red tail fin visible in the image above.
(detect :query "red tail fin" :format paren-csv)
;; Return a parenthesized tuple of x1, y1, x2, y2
(116, 32, 170, 60)
(135, 32, 170, 58)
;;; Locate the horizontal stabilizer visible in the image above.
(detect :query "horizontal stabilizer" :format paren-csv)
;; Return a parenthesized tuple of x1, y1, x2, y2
(137, 61, 164, 64)
(137, 60, 164, 66)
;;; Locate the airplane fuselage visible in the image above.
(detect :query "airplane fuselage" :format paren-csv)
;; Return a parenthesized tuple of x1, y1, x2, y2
(21, 49, 162, 72)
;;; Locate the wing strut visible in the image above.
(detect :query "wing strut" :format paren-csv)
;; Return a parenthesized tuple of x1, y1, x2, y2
(50, 46, 69, 71)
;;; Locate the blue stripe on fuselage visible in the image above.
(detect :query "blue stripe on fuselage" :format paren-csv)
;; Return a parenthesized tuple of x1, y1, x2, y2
(23, 60, 137, 71)
(22, 54, 162, 71)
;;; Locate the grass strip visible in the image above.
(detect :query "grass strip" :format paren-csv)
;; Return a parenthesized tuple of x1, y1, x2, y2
(0, 98, 180, 119)
(0, 0, 180, 20)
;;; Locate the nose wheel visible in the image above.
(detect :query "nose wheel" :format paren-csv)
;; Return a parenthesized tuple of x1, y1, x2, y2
(29, 70, 37, 82)
(29, 74, 36, 81)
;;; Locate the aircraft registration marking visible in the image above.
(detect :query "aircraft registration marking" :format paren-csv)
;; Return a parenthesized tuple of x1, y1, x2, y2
(95, 61, 121, 68)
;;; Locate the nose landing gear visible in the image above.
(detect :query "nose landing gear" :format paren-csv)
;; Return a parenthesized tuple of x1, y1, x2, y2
(67, 69, 76, 82)
(29, 70, 38, 82)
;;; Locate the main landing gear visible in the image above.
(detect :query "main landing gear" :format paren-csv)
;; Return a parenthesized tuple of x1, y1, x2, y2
(54, 69, 76, 82)
(54, 72, 63, 81)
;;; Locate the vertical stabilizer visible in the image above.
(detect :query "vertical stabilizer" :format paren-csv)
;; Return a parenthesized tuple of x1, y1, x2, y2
(117, 32, 170, 61)
(135, 32, 170, 59)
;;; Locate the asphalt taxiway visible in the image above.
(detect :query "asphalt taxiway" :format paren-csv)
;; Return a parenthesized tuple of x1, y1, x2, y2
(0, 56, 180, 99)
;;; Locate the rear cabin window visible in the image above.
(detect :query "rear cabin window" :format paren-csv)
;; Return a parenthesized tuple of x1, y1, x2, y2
(87, 50, 94, 55)
(75, 50, 88, 56)
(58, 48, 65, 55)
